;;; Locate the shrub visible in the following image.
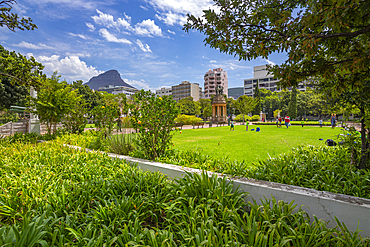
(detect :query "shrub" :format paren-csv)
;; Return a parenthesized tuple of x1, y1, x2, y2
(91, 104, 119, 136)
(107, 133, 137, 155)
(250, 115, 260, 121)
(129, 90, 180, 160)
(62, 100, 88, 134)
(175, 114, 202, 125)
(234, 114, 251, 122)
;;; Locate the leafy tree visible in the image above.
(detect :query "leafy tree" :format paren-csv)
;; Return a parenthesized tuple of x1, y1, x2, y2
(63, 100, 88, 134)
(91, 104, 119, 137)
(199, 98, 211, 119)
(235, 95, 257, 128)
(0, 45, 45, 89)
(0, 1, 43, 88)
(1, 0, 37, 32)
(184, 0, 370, 168)
(0, 77, 28, 110)
(129, 90, 180, 160)
(29, 73, 81, 135)
(252, 82, 261, 115)
(71, 80, 102, 109)
(287, 87, 298, 119)
(178, 96, 201, 115)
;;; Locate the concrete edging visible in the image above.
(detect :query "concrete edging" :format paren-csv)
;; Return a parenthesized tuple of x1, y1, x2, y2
(67, 145, 370, 237)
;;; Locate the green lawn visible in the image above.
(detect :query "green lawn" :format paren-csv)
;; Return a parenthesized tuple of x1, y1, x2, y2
(172, 124, 343, 163)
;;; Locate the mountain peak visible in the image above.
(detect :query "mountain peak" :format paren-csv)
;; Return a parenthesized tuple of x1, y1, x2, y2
(86, 70, 136, 90)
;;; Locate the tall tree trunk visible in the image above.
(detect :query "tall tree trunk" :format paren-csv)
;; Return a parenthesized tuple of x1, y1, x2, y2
(358, 107, 368, 169)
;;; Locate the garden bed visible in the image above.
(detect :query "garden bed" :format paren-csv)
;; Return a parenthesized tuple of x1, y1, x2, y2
(1, 141, 369, 245)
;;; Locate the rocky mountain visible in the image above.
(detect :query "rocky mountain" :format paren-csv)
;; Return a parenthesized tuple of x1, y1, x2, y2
(85, 70, 136, 90)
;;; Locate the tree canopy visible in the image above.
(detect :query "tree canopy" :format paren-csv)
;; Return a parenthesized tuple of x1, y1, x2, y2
(0, 0, 37, 32)
(0, 1, 43, 89)
(184, 0, 370, 168)
(184, 0, 370, 89)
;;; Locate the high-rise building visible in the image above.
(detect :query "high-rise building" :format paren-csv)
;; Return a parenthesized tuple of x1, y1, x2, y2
(204, 68, 228, 99)
(172, 81, 202, 101)
(155, 87, 172, 97)
(244, 65, 309, 97)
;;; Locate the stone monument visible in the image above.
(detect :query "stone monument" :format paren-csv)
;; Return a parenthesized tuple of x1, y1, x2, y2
(211, 86, 227, 124)
(28, 87, 40, 134)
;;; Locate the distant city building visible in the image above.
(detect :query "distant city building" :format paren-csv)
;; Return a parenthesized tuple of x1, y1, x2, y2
(172, 81, 202, 101)
(244, 65, 309, 97)
(204, 68, 228, 99)
(98, 85, 139, 97)
(155, 87, 172, 97)
(228, 87, 244, 99)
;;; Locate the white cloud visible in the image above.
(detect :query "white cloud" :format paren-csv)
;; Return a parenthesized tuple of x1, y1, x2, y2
(148, 0, 216, 26)
(99, 28, 132, 44)
(134, 19, 163, 37)
(86, 22, 95, 32)
(65, 52, 91, 58)
(155, 11, 187, 26)
(124, 79, 152, 91)
(207, 59, 251, 71)
(68, 33, 88, 39)
(92, 9, 132, 31)
(136, 39, 152, 53)
(13, 41, 54, 50)
(31, 54, 103, 81)
(167, 29, 175, 35)
(29, 0, 101, 10)
(264, 58, 276, 65)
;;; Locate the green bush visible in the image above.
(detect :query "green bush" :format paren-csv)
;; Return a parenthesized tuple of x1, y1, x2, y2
(250, 115, 260, 121)
(175, 114, 202, 125)
(234, 114, 251, 122)
(129, 90, 180, 160)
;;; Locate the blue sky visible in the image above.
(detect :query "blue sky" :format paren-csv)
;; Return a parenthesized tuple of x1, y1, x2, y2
(1, 0, 287, 91)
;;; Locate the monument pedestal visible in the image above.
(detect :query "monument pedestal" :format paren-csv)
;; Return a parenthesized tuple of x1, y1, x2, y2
(28, 118, 40, 134)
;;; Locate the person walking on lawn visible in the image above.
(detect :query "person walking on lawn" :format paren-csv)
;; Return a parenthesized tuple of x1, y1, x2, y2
(284, 115, 290, 128)
(230, 120, 234, 131)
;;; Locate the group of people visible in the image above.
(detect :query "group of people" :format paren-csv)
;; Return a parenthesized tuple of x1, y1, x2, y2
(276, 116, 291, 128)
(229, 117, 249, 131)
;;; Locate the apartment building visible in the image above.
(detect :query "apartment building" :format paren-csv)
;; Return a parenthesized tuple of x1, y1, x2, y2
(244, 65, 309, 97)
(171, 81, 202, 101)
(155, 87, 172, 97)
(204, 68, 228, 99)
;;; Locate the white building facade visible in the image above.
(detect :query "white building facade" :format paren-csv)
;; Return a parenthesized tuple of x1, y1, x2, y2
(244, 65, 310, 97)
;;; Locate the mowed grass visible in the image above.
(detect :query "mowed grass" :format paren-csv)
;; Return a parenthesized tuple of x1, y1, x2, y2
(172, 124, 343, 163)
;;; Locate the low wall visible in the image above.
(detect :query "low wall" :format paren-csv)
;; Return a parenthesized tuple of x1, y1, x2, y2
(0, 121, 65, 135)
(67, 145, 370, 237)
(0, 121, 28, 135)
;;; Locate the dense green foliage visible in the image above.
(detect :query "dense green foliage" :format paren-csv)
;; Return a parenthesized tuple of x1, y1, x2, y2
(235, 95, 257, 124)
(287, 87, 298, 119)
(184, 0, 370, 167)
(0, 141, 368, 246)
(0, 77, 28, 110)
(91, 104, 120, 136)
(177, 96, 201, 115)
(28, 73, 82, 135)
(129, 90, 179, 160)
(174, 114, 202, 125)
